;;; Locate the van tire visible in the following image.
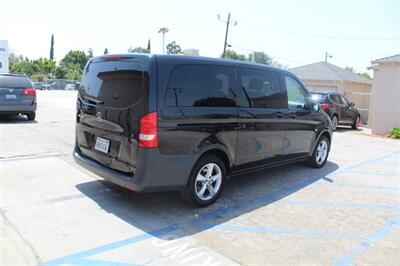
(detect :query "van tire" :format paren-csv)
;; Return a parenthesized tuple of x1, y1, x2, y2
(307, 135, 330, 168)
(180, 154, 226, 207)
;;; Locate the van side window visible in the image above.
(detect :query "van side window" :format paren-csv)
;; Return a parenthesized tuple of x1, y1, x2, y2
(284, 75, 309, 110)
(237, 67, 284, 108)
(165, 65, 236, 107)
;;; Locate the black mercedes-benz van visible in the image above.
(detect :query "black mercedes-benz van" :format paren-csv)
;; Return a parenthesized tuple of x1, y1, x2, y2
(74, 54, 332, 206)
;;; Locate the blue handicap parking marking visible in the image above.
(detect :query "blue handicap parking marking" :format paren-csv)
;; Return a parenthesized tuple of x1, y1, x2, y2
(333, 214, 400, 266)
(197, 224, 360, 240)
(40, 150, 400, 266)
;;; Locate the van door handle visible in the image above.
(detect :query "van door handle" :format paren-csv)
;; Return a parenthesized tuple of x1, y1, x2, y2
(275, 112, 283, 118)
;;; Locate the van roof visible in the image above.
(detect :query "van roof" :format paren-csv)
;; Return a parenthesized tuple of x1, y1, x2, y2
(95, 53, 292, 75)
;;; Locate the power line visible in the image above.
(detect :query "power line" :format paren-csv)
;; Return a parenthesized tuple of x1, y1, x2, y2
(228, 44, 308, 65)
(239, 21, 400, 41)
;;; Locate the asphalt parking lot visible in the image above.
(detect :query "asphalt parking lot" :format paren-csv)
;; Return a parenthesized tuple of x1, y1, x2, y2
(1, 91, 399, 266)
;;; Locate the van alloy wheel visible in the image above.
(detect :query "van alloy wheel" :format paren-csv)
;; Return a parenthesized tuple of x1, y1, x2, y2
(316, 140, 328, 165)
(180, 155, 226, 207)
(195, 163, 222, 201)
(307, 135, 330, 168)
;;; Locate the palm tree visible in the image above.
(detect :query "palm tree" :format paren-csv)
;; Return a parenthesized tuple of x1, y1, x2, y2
(158, 27, 169, 54)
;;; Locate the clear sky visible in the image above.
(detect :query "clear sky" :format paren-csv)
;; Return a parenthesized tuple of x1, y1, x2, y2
(1, 0, 399, 73)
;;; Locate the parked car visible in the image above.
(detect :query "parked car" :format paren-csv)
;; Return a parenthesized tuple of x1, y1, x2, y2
(51, 81, 67, 90)
(0, 73, 37, 120)
(311, 92, 361, 130)
(74, 54, 332, 206)
(33, 82, 46, 90)
(65, 84, 76, 90)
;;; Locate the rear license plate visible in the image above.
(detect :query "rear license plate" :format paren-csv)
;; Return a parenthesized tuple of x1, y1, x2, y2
(94, 137, 110, 153)
(6, 94, 17, 100)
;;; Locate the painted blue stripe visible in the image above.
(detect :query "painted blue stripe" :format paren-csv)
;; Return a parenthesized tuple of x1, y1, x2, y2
(332, 214, 400, 266)
(373, 162, 399, 167)
(197, 224, 359, 240)
(317, 181, 400, 191)
(74, 258, 140, 266)
(40, 150, 400, 266)
(326, 150, 400, 177)
(40, 225, 179, 266)
(346, 171, 399, 177)
(276, 199, 400, 211)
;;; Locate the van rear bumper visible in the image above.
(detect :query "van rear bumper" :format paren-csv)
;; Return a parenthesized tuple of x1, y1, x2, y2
(73, 146, 196, 192)
(73, 148, 139, 191)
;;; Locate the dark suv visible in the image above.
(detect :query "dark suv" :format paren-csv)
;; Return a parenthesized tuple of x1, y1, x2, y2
(0, 73, 37, 120)
(311, 92, 360, 130)
(74, 54, 332, 206)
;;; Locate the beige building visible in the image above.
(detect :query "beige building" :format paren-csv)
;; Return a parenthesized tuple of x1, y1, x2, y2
(290, 62, 372, 123)
(368, 54, 400, 135)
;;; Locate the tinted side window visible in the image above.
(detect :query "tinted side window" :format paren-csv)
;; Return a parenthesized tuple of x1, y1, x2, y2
(340, 95, 350, 106)
(284, 75, 309, 110)
(237, 67, 284, 108)
(165, 65, 236, 107)
(330, 94, 343, 104)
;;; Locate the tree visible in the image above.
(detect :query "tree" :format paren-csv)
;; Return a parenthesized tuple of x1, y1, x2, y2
(345, 66, 355, 73)
(248, 51, 272, 65)
(88, 48, 94, 58)
(9, 56, 56, 79)
(360, 72, 372, 80)
(166, 41, 182, 54)
(222, 49, 247, 61)
(50, 34, 54, 60)
(60, 50, 90, 70)
(158, 27, 169, 54)
(103, 48, 109, 55)
(346, 66, 372, 80)
(128, 46, 150, 53)
(56, 50, 90, 79)
(147, 39, 151, 53)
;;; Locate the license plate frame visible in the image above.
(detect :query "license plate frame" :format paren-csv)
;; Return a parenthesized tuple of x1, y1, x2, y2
(94, 137, 110, 154)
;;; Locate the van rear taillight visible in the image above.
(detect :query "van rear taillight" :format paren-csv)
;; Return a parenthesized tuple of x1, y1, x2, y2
(23, 88, 36, 96)
(320, 103, 330, 112)
(139, 112, 158, 148)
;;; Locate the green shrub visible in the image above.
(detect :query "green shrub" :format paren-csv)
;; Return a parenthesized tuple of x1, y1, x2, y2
(388, 128, 400, 139)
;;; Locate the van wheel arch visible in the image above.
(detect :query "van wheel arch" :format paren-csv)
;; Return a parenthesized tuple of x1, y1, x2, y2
(198, 149, 231, 175)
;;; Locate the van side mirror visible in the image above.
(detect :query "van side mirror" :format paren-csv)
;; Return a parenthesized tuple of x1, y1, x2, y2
(350, 102, 355, 107)
(311, 102, 320, 113)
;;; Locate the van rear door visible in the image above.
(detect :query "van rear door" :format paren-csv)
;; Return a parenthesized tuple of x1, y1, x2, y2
(76, 56, 149, 174)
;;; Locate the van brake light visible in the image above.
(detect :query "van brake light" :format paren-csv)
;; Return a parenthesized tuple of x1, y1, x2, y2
(139, 112, 158, 148)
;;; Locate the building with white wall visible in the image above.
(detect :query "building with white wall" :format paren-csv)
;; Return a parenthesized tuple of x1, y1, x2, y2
(368, 54, 400, 135)
(0, 40, 9, 73)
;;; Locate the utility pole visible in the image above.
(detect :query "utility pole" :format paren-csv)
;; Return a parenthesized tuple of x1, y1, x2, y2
(222, 13, 231, 58)
(325, 52, 332, 62)
(218, 13, 237, 58)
